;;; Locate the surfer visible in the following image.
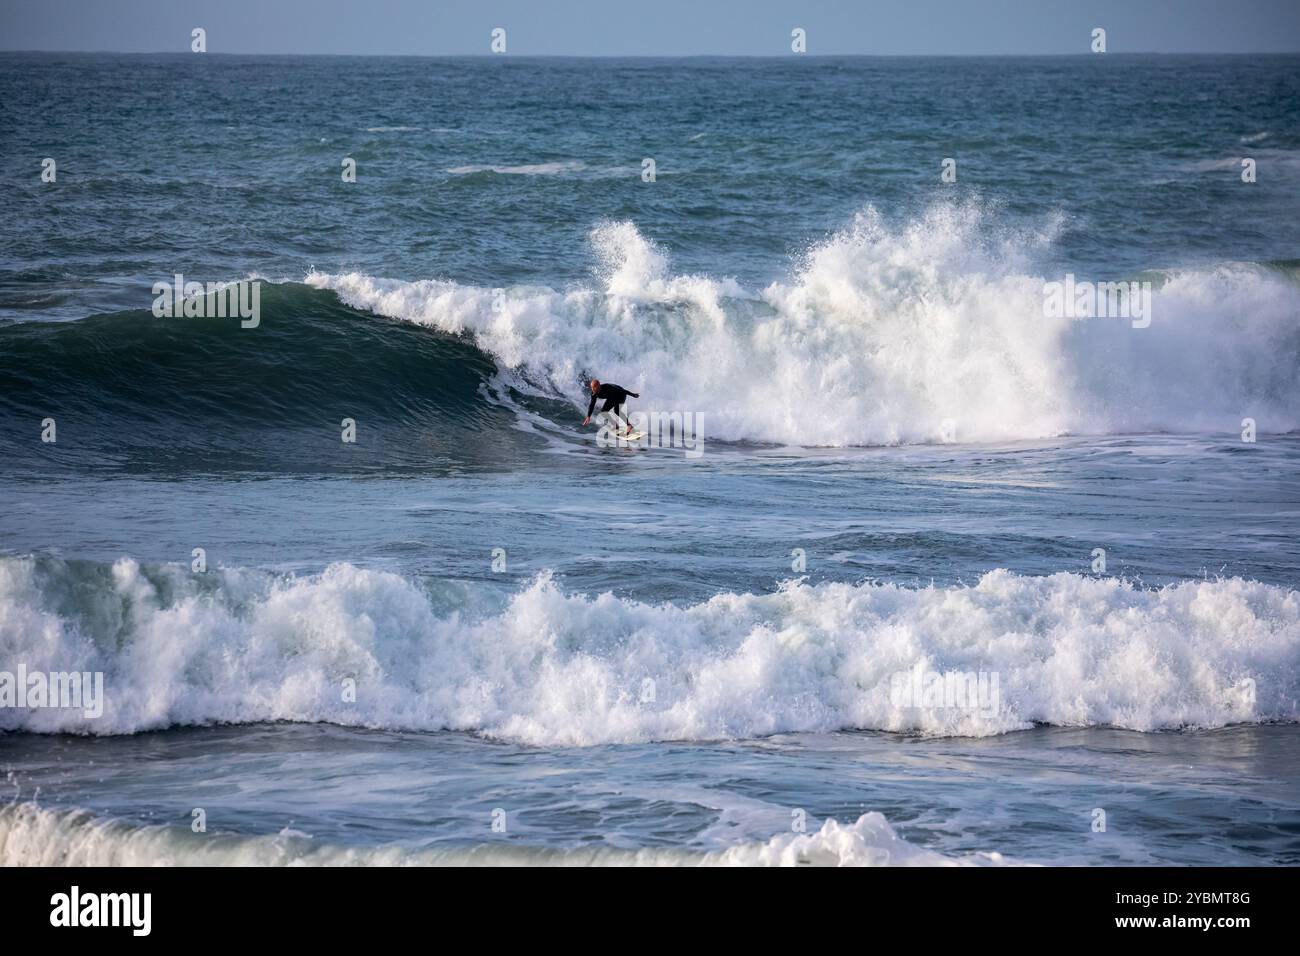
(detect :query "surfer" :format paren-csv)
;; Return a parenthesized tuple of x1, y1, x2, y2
(583, 379, 639, 434)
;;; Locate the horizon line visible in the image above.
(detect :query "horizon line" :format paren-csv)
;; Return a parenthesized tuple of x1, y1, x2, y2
(4, 49, 1300, 58)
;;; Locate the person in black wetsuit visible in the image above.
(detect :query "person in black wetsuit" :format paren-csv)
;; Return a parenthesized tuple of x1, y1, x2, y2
(583, 379, 639, 432)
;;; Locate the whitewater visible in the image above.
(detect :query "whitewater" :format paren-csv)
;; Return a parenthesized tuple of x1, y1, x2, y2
(0, 801, 1022, 867)
(2, 555, 1294, 742)
(307, 206, 1300, 447)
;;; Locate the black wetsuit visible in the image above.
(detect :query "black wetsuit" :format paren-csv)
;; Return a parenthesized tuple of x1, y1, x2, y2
(587, 383, 639, 420)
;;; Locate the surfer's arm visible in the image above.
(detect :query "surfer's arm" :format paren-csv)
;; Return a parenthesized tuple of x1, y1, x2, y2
(585, 394, 598, 419)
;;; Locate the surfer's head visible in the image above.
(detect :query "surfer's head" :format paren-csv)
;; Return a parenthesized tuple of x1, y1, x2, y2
(589, 378, 600, 392)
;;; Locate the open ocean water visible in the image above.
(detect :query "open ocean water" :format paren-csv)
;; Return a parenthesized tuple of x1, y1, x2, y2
(1, 53, 1299, 865)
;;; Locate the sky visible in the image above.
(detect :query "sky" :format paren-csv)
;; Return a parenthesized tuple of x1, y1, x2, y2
(2, 0, 1299, 56)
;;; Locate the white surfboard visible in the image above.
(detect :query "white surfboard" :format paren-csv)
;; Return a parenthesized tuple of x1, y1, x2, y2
(601, 411, 643, 442)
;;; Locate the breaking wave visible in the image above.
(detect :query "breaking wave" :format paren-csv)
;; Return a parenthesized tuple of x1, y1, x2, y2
(1, 554, 1294, 743)
(308, 204, 1300, 446)
(3, 204, 1297, 471)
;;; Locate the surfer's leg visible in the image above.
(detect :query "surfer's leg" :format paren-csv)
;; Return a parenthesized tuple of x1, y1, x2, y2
(601, 398, 629, 433)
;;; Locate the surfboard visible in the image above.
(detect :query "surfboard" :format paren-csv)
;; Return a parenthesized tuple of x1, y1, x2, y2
(601, 411, 644, 442)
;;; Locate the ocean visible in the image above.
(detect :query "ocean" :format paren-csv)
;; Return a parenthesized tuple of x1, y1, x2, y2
(1, 53, 1298, 866)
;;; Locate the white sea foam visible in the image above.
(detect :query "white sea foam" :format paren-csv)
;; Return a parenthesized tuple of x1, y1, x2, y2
(1183, 149, 1300, 174)
(306, 204, 1300, 446)
(0, 802, 1011, 867)
(1, 556, 1294, 742)
(446, 160, 587, 175)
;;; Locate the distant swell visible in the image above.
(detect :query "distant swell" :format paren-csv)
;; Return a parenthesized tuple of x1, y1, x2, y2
(1, 555, 1295, 743)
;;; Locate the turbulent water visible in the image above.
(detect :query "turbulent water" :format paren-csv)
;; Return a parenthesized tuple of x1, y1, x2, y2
(2, 53, 1299, 866)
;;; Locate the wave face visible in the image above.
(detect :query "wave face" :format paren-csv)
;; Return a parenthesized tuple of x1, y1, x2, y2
(2, 555, 1294, 743)
(0, 802, 1010, 867)
(308, 204, 1300, 446)
(0, 283, 532, 473)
